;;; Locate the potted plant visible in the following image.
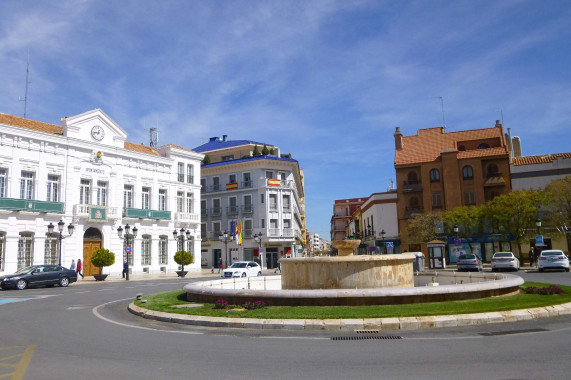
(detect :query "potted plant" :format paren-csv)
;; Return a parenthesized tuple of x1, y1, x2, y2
(90, 248, 116, 281)
(174, 250, 194, 277)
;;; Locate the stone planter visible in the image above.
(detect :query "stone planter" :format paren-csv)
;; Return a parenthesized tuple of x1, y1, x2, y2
(176, 271, 188, 278)
(93, 274, 109, 281)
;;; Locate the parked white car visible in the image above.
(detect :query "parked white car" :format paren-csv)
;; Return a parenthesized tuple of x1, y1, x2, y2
(222, 261, 262, 278)
(491, 252, 520, 272)
(538, 250, 570, 272)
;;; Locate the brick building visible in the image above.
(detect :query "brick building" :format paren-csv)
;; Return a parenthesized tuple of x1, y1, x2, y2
(394, 121, 512, 266)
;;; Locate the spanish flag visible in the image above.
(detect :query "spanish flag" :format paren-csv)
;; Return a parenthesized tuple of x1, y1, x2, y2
(267, 179, 280, 186)
(238, 220, 243, 246)
(226, 182, 238, 190)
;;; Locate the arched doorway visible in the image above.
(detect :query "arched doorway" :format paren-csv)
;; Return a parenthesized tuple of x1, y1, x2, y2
(83, 227, 102, 276)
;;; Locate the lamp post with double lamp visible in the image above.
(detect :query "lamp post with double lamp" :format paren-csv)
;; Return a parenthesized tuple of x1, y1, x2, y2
(117, 224, 138, 281)
(173, 227, 191, 278)
(47, 220, 74, 266)
(254, 233, 264, 270)
(219, 230, 232, 269)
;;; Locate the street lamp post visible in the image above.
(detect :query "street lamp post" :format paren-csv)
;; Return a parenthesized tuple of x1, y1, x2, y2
(254, 233, 264, 270)
(536, 218, 542, 235)
(380, 229, 386, 254)
(117, 224, 138, 281)
(173, 227, 191, 277)
(219, 230, 232, 269)
(47, 220, 74, 266)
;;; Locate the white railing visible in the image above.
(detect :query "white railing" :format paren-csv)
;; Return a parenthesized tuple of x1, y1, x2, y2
(73, 204, 120, 219)
(175, 212, 200, 222)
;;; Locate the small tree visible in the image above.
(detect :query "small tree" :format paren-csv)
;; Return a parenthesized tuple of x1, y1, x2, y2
(407, 214, 443, 244)
(269, 148, 275, 155)
(443, 206, 483, 254)
(202, 155, 211, 165)
(252, 145, 261, 156)
(90, 248, 115, 275)
(543, 176, 571, 252)
(174, 250, 194, 266)
(262, 144, 269, 155)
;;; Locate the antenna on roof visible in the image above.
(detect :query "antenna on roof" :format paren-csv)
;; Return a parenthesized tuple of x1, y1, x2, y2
(150, 127, 158, 147)
(432, 96, 446, 129)
(19, 50, 31, 118)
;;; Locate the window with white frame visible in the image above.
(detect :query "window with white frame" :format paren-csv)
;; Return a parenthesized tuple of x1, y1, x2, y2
(18, 232, 34, 268)
(0, 169, 6, 198)
(213, 177, 220, 192)
(244, 219, 252, 237)
(213, 221, 221, 234)
(201, 223, 206, 238)
(243, 195, 252, 213)
(178, 162, 184, 182)
(0, 232, 5, 271)
(20, 171, 34, 200)
(270, 219, 278, 228)
(282, 194, 291, 211)
(142, 187, 151, 209)
(97, 181, 108, 206)
(124, 185, 133, 208)
(187, 164, 194, 184)
(141, 235, 151, 265)
(266, 171, 273, 179)
(186, 236, 193, 254)
(80, 179, 91, 205)
(242, 172, 251, 188)
(279, 172, 286, 181)
(158, 189, 167, 211)
(283, 219, 291, 229)
(269, 194, 277, 210)
(201, 199, 207, 216)
(158, 235, 168, 264)
(177, 191, 184, 212)
(44, 234, 58, 265)
(186, 192, 193, 213)
(47, 175, 60, 202)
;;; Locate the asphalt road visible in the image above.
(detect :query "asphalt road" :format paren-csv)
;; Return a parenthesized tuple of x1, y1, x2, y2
(1, 271, 571, 380)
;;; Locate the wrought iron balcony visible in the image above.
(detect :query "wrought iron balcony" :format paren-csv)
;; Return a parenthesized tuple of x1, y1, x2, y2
(402, 181, 423, 193)
(404, 206, 423, 219)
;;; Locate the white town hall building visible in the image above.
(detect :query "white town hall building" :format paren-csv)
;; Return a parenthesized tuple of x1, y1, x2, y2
(0, 109, 203, 277)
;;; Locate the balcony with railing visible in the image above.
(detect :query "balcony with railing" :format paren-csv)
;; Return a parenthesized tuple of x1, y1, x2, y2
(174, 212, 200, 222)
(404, 206, 424, 219)
(201, 208, 208, 218)
(73, 204, 121, 219)
(177, 173, 185, 182)
(243, 229, 253, 238)
(241, 180, 252, 189)
(210, 207, 222, 217)
(226, 205, 239, 216)
(268, 228, 294, 238)
(123, 208, 171, 220)
(402, 181, 423, 193)
(0, 198, 64, 213)
(241, 204, 253, 214)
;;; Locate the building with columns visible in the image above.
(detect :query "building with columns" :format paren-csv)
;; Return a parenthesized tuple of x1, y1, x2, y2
(0, 109, 203, 277)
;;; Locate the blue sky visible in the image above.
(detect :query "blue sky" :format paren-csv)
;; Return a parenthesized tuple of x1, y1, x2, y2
(1, 1, 570, 240)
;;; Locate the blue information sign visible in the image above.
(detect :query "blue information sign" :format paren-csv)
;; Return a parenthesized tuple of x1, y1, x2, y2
(386, 242, 394, 249)
(536, 235, 544, 246)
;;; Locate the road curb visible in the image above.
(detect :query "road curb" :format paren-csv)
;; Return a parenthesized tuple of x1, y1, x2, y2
(127, 301, 571, 331)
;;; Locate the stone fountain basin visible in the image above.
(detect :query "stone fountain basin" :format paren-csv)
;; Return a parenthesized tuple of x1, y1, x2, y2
(183, 272, 524, 307)
(281, 254, 416, 290)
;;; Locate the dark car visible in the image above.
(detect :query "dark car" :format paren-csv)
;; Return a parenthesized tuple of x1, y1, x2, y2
(457, 254, 483, 272)
(0, 265, 78, 290)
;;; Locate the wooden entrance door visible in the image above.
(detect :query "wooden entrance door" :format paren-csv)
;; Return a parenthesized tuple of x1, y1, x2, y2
(83, 240, 102, 276)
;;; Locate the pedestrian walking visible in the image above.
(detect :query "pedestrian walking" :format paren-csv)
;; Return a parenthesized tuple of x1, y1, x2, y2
(211, 265, 214, 273)
(529, 248, 534, 267)
(122, 259, 128, 278)
(76, 259, 84, 279)
(70, 259, 76, 271)
(218, 258, 224, 273)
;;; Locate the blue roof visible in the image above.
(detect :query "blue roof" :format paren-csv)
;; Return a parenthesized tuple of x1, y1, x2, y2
(193, 139, 269, 153)
(202, 154, 298, 168)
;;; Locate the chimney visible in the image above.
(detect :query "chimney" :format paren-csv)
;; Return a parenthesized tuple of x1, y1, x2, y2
(394, 127, 403, 150)
(495, 120, 502, 127)
(512, 136, 522, 157)
(222, 135, 227, 142)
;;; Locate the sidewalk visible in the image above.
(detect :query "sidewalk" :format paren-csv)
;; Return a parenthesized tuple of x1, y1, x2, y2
(76, 269, 276, 284)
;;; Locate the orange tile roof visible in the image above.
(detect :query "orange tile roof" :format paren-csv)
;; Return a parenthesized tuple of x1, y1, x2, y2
(124, 142, 160, 156)
(512, 153, 571, 166)
(158, 143, 195, 152)
(0, 113, 63, 134)
(395, 125, 509, 165)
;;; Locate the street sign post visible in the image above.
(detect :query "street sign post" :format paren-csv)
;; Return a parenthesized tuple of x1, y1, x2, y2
(125, 245, 132, 254)
(454, 238, 462, 247)
(535, 235, 544, 246)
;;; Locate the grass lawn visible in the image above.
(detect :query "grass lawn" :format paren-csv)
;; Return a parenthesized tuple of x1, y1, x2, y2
(133, 282, 571, 320)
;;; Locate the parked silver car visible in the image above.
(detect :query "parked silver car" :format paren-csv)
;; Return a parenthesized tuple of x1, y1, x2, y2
(457, 254, 483, 272)
(538, 250, 569, 272)
(491, 252, 520, 272)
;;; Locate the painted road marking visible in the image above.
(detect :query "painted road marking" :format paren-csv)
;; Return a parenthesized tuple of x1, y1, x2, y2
(0, 345, 35, 380)
(0, 298, 32, 305)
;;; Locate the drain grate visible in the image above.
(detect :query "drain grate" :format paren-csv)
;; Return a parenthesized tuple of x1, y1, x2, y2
(354, 330, 380, 334)
(479, 328, 548, 336)
(331, 335, 402, 341)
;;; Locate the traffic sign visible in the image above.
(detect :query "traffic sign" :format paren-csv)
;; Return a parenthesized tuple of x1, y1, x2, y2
(454, 238, 462, 246)
(125, 245, 132, 254)
(386, 242, 394, 249)
(536, 235, 544, 246)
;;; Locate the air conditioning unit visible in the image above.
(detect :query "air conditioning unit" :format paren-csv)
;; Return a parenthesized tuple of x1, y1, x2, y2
(143, 267, 149, 273)
(160, 266, 166, 272)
